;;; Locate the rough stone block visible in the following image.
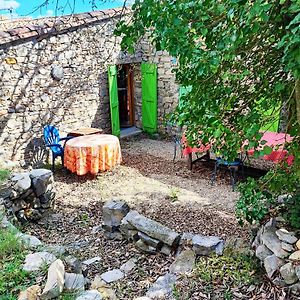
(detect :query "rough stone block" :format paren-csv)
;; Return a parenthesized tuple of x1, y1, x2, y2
(102, 200, 130, 228)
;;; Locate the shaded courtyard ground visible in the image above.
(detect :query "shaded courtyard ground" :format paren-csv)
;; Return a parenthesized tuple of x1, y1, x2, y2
(23, 136, 295, 299)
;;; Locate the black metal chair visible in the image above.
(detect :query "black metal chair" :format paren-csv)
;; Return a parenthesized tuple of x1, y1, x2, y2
(211, 157, 244, 191)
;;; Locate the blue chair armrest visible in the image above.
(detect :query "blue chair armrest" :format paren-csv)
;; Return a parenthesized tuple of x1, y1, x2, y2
(46, 143, 62, 148)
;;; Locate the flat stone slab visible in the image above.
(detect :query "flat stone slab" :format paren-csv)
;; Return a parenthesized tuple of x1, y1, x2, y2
(169, 250, 195, 274)
(264, 254, 283, 278)
(146, 273, 177, 299)
(120, 258, 137, 274)
(276, 229, 298, 244)
(64, 273, 85, 292)
(122, 210, 180, 247)
(76, 290, 103, 300)
(100, 269, 124, 283)
(23, 252, 56, 272)
(261, 228, 289, 258)
(82, 256, 101, 265)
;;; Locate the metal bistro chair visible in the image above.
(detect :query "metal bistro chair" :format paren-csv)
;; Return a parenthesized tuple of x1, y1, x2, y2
(166, 123, 183, 162)
(211, 157, 244, 191)
(43, 125, 74, 170)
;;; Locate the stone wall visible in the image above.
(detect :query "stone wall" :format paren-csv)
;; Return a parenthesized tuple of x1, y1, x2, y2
(0, 10, 179, 166)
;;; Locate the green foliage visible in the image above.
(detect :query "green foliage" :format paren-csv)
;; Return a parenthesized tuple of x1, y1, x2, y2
(236, 178, 273, 225)
(0, 228, 35, 298)
(116, 0, 300, 225)
(195, 247, 260, 287)
(283, 193, 300, 229)
(0, 169, 10, 183)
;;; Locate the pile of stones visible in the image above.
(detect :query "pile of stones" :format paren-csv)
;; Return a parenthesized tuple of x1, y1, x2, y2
(102, 200, 224, 257)
(0, 169, 55, 222)
(253, 218, 300, 292)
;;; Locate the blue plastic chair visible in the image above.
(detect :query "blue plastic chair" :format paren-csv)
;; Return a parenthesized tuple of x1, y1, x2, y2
(211, 157, 244, 191)
(43, 125, 73, 170)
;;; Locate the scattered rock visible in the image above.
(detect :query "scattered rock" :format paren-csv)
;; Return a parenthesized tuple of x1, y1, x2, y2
(41, 259, 65, 299)
(64, 255, 82, 274)
(160, 244, 172, 256)
(295, 265, 300, 280)
(91, 275, 118, 300)
(146, 273, 177, 299)
(23, 252, 56, 272)
(296, 239, 300, 250)
(82, 256, 101, 266)
(290, 283, 300, 294)
(280, 262, 298, 285)
(276, 229, 298, 244)
(64, 273, 85, 292)
(281, 242, 294, 252)
(76, 290, 103, 300)
(120, 258, 137, 274)
(18, 285, 41, 300)
(264, 255, 283, 278)
(192, 235, 224, 255)
(261, 228, 289, 258)
(135, 239, 157, 254)
(255, 244, 273, 261)
(169, 250, 195, 274)
(43, 244, 66, 257)
(18, 233, 43, 249)
(100, 269, 124, 283)
(289, 250, 300, 261)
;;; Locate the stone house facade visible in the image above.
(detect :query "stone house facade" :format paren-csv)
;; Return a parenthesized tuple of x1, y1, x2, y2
(0, 8, 179, 166)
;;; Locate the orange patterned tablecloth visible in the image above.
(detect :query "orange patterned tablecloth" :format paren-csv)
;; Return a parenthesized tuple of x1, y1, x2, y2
(64, 134, 122, 175)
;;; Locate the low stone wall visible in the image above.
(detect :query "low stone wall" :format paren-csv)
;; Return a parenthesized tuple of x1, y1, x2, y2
(0, 169, 55, 222)
(253, 218, 300, 291)
(102, 200, 224, 257)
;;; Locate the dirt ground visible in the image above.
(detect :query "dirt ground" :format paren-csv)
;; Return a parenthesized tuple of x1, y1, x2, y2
(24, 136, 272, 299)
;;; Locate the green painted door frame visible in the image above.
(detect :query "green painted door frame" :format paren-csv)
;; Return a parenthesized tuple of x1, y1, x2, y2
(108, 65, 120, 136)
(141, 63, 158, 133)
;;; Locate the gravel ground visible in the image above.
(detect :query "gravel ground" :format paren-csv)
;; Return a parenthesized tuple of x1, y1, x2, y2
(23, 136, 295, 299)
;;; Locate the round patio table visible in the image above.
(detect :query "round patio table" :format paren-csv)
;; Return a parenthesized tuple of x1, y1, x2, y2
(64, 134, 122, 175)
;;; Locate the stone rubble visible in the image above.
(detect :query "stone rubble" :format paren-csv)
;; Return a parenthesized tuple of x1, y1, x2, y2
(103, 200, 224, 257)
(0, 169, 55, 222)
(253, 218, 300, 290)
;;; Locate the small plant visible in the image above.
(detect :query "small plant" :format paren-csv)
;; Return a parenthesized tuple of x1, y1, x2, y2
(195, 247, 260, 288)
(168, 187, 180, 202)
(79, 212, 90, 225)
(0, 169, 10, 183)
(0, 227, 35, 298)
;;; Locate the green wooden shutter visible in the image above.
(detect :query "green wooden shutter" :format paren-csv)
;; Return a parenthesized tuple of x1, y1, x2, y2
(108, 65, 120, 136)
(141, 63, 157, 133)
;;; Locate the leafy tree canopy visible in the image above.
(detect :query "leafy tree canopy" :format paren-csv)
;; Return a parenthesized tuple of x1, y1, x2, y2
(116, 0, 300, 222)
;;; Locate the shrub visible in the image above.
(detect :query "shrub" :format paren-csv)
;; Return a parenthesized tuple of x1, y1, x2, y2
(283, 193, 300, 229)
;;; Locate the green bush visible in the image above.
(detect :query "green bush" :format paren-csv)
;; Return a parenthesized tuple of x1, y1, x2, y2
(236, 178, 273, 225)
(283, 193, 300, 229)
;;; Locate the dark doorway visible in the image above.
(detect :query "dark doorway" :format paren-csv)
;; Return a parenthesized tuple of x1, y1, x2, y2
(117, 64, 134, 128)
